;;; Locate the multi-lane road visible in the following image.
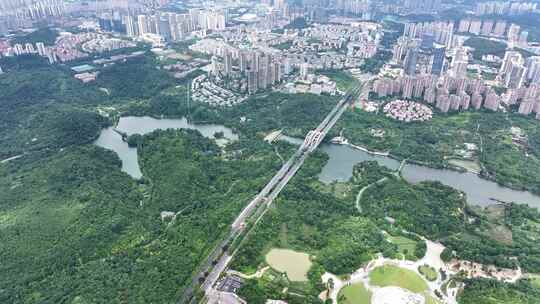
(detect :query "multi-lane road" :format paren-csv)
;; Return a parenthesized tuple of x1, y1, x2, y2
(180, 84, 365, 304)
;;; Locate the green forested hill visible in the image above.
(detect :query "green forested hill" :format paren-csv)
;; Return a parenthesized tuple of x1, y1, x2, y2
(0, 129, 287, 303)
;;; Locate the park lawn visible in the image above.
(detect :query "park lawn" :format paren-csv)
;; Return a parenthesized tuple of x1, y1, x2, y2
(369, 265, 428, 293)
(388, 235, 417, 257)
(338, 282, 372, 304)
(419, 265, 438, 281)
(425, 294, 440, 304)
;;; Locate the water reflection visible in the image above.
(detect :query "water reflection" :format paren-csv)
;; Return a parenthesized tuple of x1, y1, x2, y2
(94, 116, 237, 179)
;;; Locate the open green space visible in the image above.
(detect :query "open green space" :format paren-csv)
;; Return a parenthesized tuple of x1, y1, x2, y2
(0, 53, 314, 303)
(387, 235, 418, 258)
(418, 265, 438, 281)
(369, 265, 428, 293)
(0, 127, 288, 303)
(232, 160, 540, 303)
(337, 282, 372, 304)
(231, 161, 398, 303)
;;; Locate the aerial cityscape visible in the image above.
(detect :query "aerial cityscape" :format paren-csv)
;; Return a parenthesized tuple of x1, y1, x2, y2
(1, 0, 540, 304)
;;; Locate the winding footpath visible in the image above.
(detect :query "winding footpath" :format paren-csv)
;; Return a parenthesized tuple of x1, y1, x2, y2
(355, 177, 388, 214)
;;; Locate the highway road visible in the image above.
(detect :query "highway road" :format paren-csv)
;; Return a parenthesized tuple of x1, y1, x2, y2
(180, 84, 365, 304)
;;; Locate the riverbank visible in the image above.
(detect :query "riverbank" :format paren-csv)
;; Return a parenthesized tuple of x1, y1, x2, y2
(330, 136, 540, 204)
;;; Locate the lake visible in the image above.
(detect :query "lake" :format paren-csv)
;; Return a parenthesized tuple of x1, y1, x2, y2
(319, 143, 540, 208)
(94, 116, 237, 179)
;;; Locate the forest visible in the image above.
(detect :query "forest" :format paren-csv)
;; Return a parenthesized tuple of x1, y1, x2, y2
(0, 53, 344, 302)
(464, 37, 507, 61)
(459, 278, 540, 304)
(232, 158, 540, 303)
(12, 27, 59, 45)
(359, 165, 540, 273)
(337, 108, 540, 196)
(231, 161, 431, 303)
(0, 127, 292, 303)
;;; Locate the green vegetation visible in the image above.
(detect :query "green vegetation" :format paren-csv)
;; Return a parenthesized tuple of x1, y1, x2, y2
(170, 39, 210, 59)
(220, 92, 339, 138)
(532, 277, 540, 288)
(464, 37, 507, 61)
(0, 62, 108, 159)
(1, 53, 322, 303)
(96, 55, 176, 99)
(0, 146, 142, 303)
(464, 37, 535, 62)
(387, 235, 425, 261)
(360, 50, 392, 74)
(230, 161, 398, 302)
(360, 178, 467, 240)
(13, 27, 58, 46)
(320, 70, 359, 92)
(237, 279, 268, 304)
(369, 265, 428, 293)
(459, 278, 540, 304)
(0, 54, 50, 71)
(3, 42, 540, 304)
(359, 163, 540, 272)
(319, 217, 395, 274)
(337, 109, 540, 195)
(0, 127, 288, 303)
(418, 265, 438, 281)
(337, 282, 371, 304)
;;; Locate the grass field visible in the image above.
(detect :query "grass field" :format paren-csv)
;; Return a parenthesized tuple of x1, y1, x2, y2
(337, 282, 372, 304)
(419, 265, 438, 281)
(369, 265, 428, 293)
(425, 294, 441, 304)
(388, 235, 418, 259)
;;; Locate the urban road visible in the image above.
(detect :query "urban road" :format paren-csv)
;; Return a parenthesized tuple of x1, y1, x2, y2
(180, 84, 366, 304)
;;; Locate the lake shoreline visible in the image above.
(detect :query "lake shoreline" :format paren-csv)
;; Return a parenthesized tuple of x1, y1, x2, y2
(337, 137, 538, 198)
